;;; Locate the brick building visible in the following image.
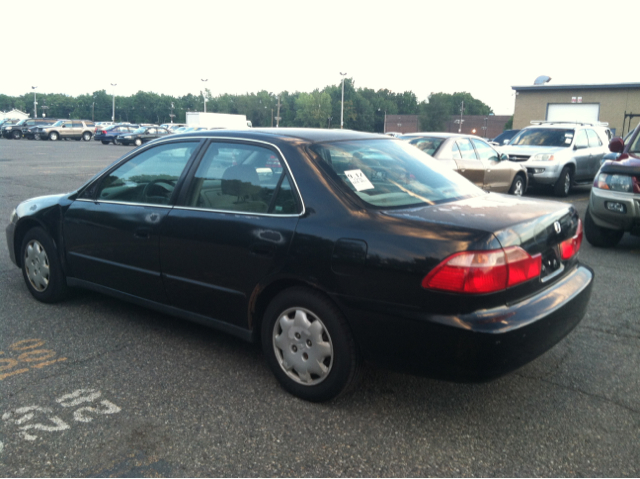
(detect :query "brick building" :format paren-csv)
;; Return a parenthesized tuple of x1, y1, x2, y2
(444, 115, 512, 139)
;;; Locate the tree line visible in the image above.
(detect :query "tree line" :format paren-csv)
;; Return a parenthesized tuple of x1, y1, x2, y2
(0, 79, 494, 132)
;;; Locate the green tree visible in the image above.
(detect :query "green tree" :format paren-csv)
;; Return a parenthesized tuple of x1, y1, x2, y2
(295, 90, 332, 128)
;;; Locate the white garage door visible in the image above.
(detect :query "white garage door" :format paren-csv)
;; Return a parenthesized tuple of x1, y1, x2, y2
(546, 103, 600, 123)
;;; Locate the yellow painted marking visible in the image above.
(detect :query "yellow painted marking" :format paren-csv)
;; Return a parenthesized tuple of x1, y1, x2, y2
(10, 339, 45, 351)
(0, 368, 29, 380)
(31, 358, 67, 369)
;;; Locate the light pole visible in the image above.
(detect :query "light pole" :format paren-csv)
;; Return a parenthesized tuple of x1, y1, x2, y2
(458, 100, 464, 133)
(32, 86, 38, 118)
(111, 83, 117, 122)
(201, 79, 208, 113)
(340, 72, 347, 129)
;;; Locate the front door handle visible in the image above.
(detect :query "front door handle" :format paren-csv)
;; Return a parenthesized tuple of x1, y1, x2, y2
(134, 227, 151, 240)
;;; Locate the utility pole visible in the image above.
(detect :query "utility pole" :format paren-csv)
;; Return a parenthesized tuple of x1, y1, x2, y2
(275, 96, 281, 127)
(111, 83, 117, 122)
(340, 72, 347, 129)
(32, 86, 38, 118)
(201, 79, 208, 113)
(458, 100, 464, 133)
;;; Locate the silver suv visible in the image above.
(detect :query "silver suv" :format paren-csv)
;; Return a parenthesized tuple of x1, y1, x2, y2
(35, 120, 96, 141)
(499, 121, 610, 196)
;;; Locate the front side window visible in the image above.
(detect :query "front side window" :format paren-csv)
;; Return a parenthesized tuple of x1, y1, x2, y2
(95, 141, 199, 205)
(456, 138, 478, 160)
(510, 128, 575, 147)
(586, 129, 602, 147)
(309, 139, 482, 208)
(186, 142, 296, 214)
(471, 139, 499, 161)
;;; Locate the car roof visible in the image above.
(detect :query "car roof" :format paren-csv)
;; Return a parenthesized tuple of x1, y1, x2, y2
(399, 132, 481, 139)
(169, 128, 391, 143)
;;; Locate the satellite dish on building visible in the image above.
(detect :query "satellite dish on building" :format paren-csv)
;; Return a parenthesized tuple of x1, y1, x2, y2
(534, 75, 552, 85)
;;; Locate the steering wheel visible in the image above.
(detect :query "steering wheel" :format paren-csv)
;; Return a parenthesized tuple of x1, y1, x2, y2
(142, 179, 175, 202)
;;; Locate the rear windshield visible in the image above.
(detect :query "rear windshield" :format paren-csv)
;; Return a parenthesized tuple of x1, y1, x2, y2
(510, 128, 574, 147)
(403, 136, 446, 156)
(309, 139, 483, 208)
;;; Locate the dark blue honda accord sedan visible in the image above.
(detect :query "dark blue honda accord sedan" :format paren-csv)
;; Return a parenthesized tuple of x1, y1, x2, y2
(6, 128, 593, 401)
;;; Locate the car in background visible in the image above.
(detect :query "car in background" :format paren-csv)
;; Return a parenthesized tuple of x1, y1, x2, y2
(2, 119, 55, 139)
(498, 122, 611, 197)
(489, 129, 520, 146)
(160, 123, 186, 131)
(599, 129, 636, 165)
(5, 128, 593, 402)
(94, 121, 115, 132)
(94, 124, 139, 145)
(584, 123, 640, 247)
(400, 132, 528, 196)
(34, 120, 96, 141)
(116, 126, 170, 146)
(24, 119, 59, 139)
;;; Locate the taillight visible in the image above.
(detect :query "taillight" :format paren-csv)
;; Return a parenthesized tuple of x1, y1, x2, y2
(422, 246, 541, 294)
(559, 219, 583, 260)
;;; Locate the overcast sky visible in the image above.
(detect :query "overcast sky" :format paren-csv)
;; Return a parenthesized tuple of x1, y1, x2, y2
(4, 0, 639, 115)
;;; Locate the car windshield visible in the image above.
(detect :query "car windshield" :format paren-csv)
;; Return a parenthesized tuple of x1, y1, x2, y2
(509, 128, 574, 147)
(403, 137, 446, 156)
(309, 139, 483, 208)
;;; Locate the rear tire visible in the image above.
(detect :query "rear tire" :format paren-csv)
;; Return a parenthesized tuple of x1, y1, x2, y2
(509, 174, 526, 196)
(584, 207, 624, 248)
(101, 140, 110, 145)
(134, 138, 142, 146)
(20, 227, 69, 303)
(261, 287, 361, 402)
(82, 132, 92, 141)
(554, 166, 572, 197)
(12, 130, 22, 139)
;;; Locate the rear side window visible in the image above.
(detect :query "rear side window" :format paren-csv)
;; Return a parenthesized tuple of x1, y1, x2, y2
(456, 138, 478, 160)
(186, 142, 297, 214)
(309, 139, 482, 208)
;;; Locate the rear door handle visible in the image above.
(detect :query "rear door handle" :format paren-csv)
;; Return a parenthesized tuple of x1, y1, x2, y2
(134, 227, 151, 240)
(251, 243, 275, 257)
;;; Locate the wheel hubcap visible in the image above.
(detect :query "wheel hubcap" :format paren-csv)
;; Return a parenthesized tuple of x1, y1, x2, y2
(514, 179, 523, 196)
(272, 307, 333, 385)
(564, 173, 570, 193)
(24, 240, 50, 292)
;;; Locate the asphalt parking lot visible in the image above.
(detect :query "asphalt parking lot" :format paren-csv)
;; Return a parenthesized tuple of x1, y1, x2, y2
(1, 139, 639, 477)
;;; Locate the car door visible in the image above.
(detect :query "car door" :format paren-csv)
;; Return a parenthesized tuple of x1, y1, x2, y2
(572, 129, 591, 180)
(144, 128, 156, 142)
(159, 140, 301, 329)
(62, 140, 202, 303)
(586, 129, 605, 178)
(452, 137, 485, 188)
(471, 138, 511, 192)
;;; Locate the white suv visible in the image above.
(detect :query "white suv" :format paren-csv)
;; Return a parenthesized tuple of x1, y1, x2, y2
(499, 121, 610, 196)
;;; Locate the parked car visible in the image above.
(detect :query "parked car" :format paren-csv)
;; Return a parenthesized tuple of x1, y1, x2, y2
(6, 128, 593, 401)
(498, 121, 610, 197)
(94, 121, 115, 132)
(599, 129, 636, 165)
(584, 123, 640, 247)
(400, 132, 528, 195)
(34, 120, 96, 141)
(489, 129, 520, 146)
(1, 118, 55, 139)
(94, 124, 139, 145)
(24, 119, 59, 139)
(160, 123, 186, 131)
(116, 126, 170, 146)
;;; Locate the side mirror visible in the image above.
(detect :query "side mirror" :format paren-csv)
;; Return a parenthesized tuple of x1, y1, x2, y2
(573, 143, 587, 150)
(500, 153, 509, 161)
(503, 139, 509, 145)
(608, 137, 624, 153)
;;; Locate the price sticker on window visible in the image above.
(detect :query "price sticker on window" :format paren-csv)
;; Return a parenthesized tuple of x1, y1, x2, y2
(344, 169, 374, 191)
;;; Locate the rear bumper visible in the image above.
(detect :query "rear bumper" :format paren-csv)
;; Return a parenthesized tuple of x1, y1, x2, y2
(336, 264, 593, 381)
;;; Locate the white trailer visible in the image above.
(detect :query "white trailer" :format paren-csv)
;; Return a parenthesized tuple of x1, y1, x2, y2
(186, 112, 251, 129)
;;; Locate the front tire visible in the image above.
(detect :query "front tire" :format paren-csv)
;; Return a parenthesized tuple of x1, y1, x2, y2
(20, 227, 68, 303)
(584, 207, 624, 248)
(49, 131, 59, 141)
(261, 287, 361, 402)
(554, 166, 572, 197)
(509, 174, 526, 196)
(12, 130, 22, 140)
